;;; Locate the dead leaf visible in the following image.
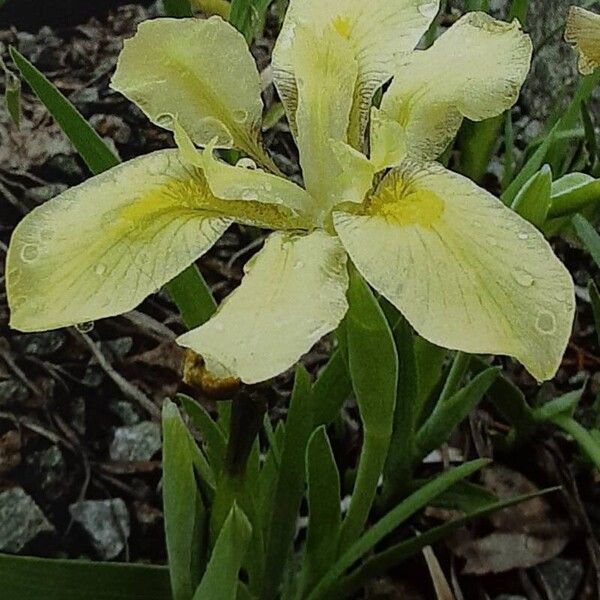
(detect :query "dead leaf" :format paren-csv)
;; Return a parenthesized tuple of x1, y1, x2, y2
(423, 545, 455, 600)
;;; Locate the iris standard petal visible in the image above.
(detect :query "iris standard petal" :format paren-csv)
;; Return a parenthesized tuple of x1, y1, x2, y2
(273, 0, 440, 146)
(333, 161, 575, 381)
(378, 12, 532, 161)
(177, 230, 349, 384)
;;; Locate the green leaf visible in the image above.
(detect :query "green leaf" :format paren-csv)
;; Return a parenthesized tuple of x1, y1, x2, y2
(502, 70, 600, 205)
(414, 338, 448, 425)
(548, 174, 600, 219)
(262, 366, 314, 600)
(455, 115, 503, 184)
(508, 0, 530, 23)
(573, 213, 600, 268)
(511, 164, 552, 228)
(415, 368, 500, 461)
(9, 47, 216, 331)
(229, 0, 272, 41)
(163, 400, 206, 600)
(533, 388, 583, 422)
(1, 56, 21, 128)
(163, 0, 193, 17)
(300, 427, 342, 596)
(311, 347, 352, 427)
(382, 315, 419, 505)
(552, 414, 600, 470)
(430, 480, 498, 513)
(590, 280, 600, 348)
(179, 393, 227, 476)
(0, 554, 172, 600)
(335, 487, 559, 600)
(193, 504, 252, 600)
(307, 459, 489, 600)
(10, 47, 119, 175)
(339, 268, 398, 551)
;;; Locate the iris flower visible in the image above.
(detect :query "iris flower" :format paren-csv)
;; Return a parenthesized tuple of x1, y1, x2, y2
(7, 1, 575, 384)
(566, 5, 600, 75)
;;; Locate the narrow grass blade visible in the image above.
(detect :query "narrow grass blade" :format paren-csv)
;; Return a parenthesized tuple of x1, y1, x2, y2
(10, 47, 119, 174)
(455, 115, 502, 184)
(548, 175, 600, 219)
(193, 504, 252, 600)
(163, 400, 207, 600)
(300, 427, 342, 595)
(552, 414, 600, 469)
(508, 0, 530, 23)
(179, 393, 227, 475)
(511, 164, 553, 228)
(533, 388, 583, 422)
(0, 554, 172, 600)
(311, 348, 352, 427)
(335, 488, 559, 600)
(415, 368, 500, 461)
(307, 459, 489, 600)
(340, 268, 398, 551)
(573, 213, 600, 267)
(262, 366, 314, 600)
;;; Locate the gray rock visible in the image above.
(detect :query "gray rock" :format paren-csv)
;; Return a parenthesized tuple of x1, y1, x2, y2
(69, 499, 130, 560)
(109, 421, 161, 462)
(12, 331, 66, 357)
(0, 378, 28, 407)
(25, 445, 67, 501)
(536, 557, 584, 600)
(110, 400, 141, 426)
(0, 487, 54, 552)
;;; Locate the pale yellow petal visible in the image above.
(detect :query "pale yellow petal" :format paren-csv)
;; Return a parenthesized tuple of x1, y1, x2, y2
(291, 24, 359, 213)
(7, 151, 305, 332)
(111, 17, 272, 166)
(7, 151, 230, 332)
(199, 141, 317, 219)
(380, 12, 532, 160)
(333, 162, 575, 381)
(369, 107, 408, 170)
(177, 231, 349, 383)
(565, 6, 600, 75)
(273, 0, 439, 146)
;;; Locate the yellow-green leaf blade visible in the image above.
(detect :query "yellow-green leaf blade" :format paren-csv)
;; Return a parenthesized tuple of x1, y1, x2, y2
(177, 230, 349, 383)
(333, 162, 575, 381)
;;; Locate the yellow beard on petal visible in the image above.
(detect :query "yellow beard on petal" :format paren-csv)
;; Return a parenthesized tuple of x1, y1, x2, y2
(367, 173, 445, 228)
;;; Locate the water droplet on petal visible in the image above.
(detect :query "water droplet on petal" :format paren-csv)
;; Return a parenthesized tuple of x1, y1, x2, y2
(241, 189, 258, 201)
(75, 321, 95, 333)
(236, 158, 257, 170)
(535, 311, 556, 335)
(156, 113, 174, 128)
(20, 244, 39, 263)
(263, 182, 273, 192)
(233, 109, 248, 123)
(95, 263, 107, 276)
(518, 232, 529, 241)
(294, 260, 305, 269)
(513, 270, 534, 287)
(418, 1, 438, 17)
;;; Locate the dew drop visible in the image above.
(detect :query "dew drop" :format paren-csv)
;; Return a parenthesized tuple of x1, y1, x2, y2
(236, 157, 257, 170)
(513, 270, 534, 287)
(535, 311, 556, 335)
(20, 243, 39, 263)
(95, 263, 107, 276)
(418, 1, 438, 17)
(75, 321, 95, 333)
(263, 182, 273, 192)
(518, 232, 529, 241)
(233, 109, 248, 123)
(156, 113, 174, 128)
(294, 260, 305, 269)
(241, 189, 258, 201)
